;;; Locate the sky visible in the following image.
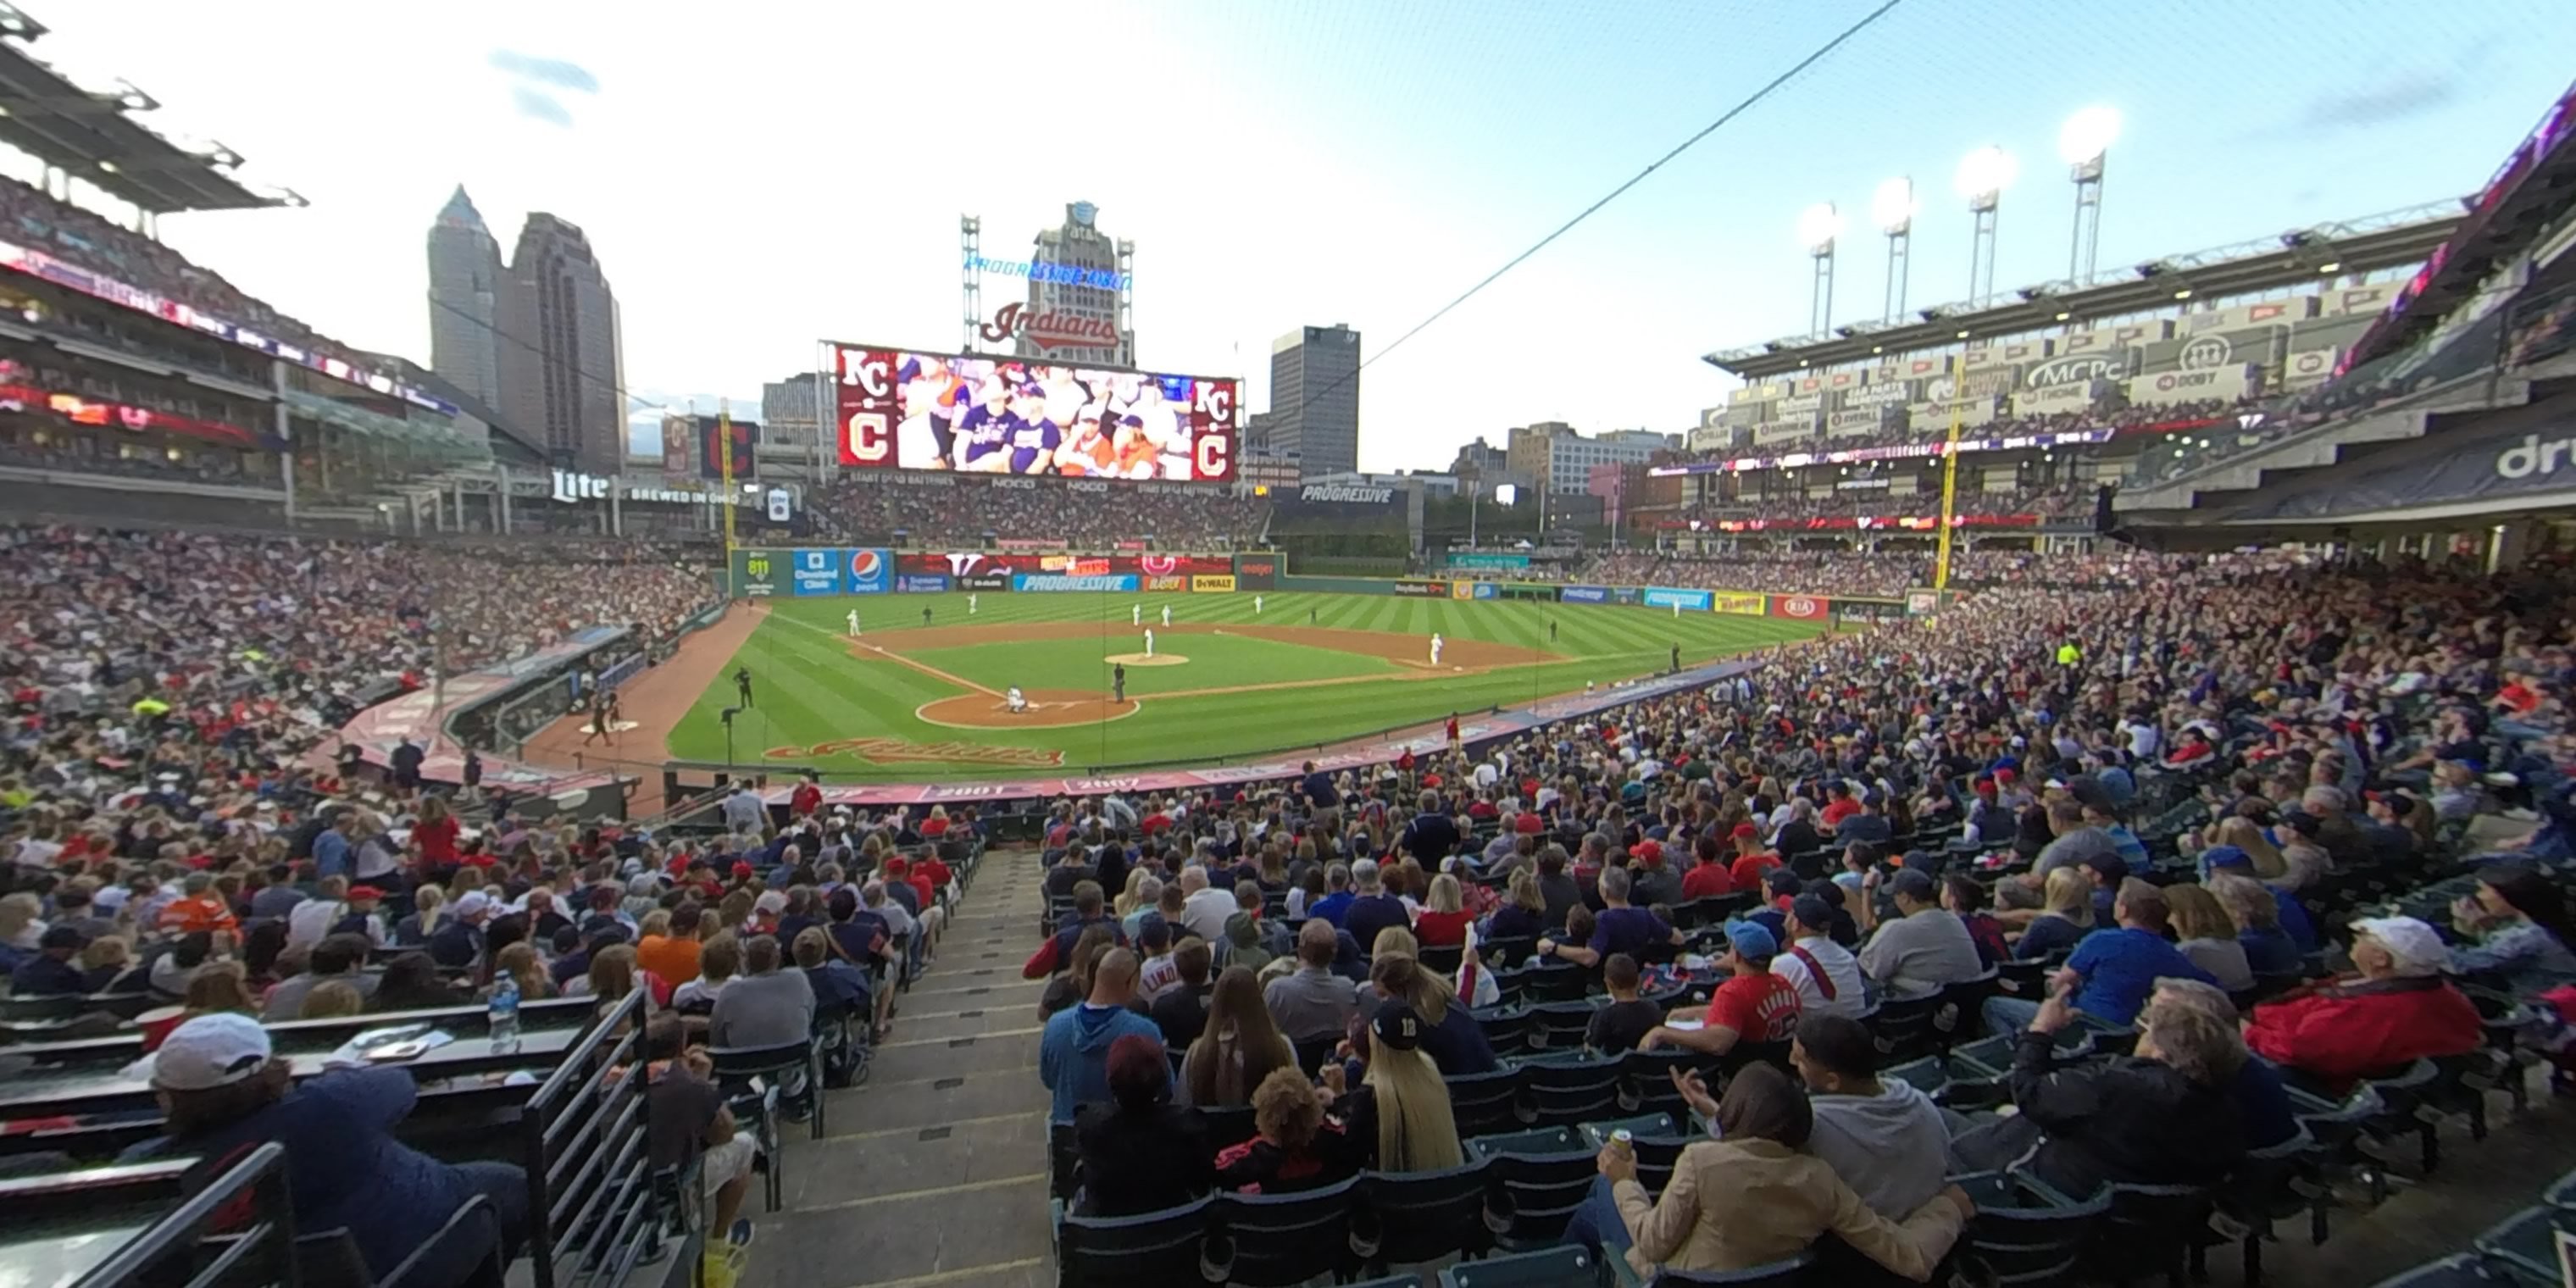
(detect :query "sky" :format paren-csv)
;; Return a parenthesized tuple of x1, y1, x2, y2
(35, 0, 2576, 472)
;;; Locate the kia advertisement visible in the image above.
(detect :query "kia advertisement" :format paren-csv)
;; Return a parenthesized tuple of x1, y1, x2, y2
(830, 341, 1237, 482)
(1770, 593, 1829, 620)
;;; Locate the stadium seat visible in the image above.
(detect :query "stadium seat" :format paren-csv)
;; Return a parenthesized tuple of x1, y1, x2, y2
(1618, 1048, 1705, 1120)
(1445, 1067, 1532, 1139)
(1439, 1246, 1601, 1288)
(1199, 1105, 1259, 1155)
(1524, 1001, 1597, 1053)
(1651, 1252, 1814, 1286)
(2473, 1206, 2572, 1286)
(1523, 960, 1590, 1003)
(1934, 968, 2000, 1053)
(1355, 1158, 1499, 1269)
(1864, 991, 1940, 1063)
(1950, 1170, 2111, 1287)
(1055, 1195, 1212, 1288)
(1420, 944, 1465, 977)
(2090, 1180, 2213, 1288)
(1579, 1113, 1688, 1196)
(1465, 1126, 1596, 1248)
(2215, 1126, 2318, 1286)
(1473, 1006, 1535, 1057)
(1519, 1052, 1625, 1126)
(2362, 1254, 2517, 1288)
(1207, 1174, 1363, 1287)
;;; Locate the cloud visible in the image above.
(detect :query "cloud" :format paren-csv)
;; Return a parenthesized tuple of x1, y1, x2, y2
(489, 51, 600, 95)
(2297, 68, 2462, 132)
(510, 86, 575, 128)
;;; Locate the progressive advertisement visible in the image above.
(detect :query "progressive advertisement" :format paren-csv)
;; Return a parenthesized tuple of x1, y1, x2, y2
(831, 342, 1237, 482)
(1014, 574, 1139, 592)
(1561, 586, 1612, 604)
(1642, 587, 1713, 612)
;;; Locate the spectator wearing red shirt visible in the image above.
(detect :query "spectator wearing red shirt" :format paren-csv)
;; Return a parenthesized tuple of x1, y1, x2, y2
(1818, 783, 1863, 831)
(789, 775, 824, 819)
(2243, 916, 2484, 1090)
(1681, 835, 1735, 900)
(411, 797, 461, 878)
(920, 805, 953, 839)
(1639, 922, 1800, 1057)
(1728, 824, 1781, 892)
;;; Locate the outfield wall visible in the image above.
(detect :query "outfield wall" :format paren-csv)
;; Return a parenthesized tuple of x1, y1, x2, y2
(722, 545, 1929, 621)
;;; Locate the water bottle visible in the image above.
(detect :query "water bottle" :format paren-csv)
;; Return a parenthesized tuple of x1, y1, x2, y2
(488, 974, 521, 1053)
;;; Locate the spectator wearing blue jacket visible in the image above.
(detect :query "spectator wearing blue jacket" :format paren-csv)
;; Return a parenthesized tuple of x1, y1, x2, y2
(1040, 948, 1163, 1124)
(1987, 880, 2216, 1032)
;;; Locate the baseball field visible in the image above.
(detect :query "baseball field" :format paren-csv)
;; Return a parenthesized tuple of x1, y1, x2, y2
(657, 591, 1823, 779)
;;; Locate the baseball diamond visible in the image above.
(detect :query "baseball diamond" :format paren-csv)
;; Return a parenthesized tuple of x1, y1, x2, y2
(541, 591, 1824, 780)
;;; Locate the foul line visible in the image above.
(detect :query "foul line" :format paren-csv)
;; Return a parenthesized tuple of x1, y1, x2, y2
(768, 612, 1003, 698)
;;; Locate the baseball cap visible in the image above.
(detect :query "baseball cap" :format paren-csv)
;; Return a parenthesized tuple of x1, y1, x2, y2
(1787, 895, 1833, 933)
(1888, 868, 1937, 902)
(2199, 845, 2253, 872)
(1729, 822, 1759, 841)
(2351, 916, 2449, 977)
(1371, 1000, 1425, 1052)
(1724, 921, 1779, 961)
(347, 886, 384, 902)
(149, 1013, 272, 1091)
(452, 891, 493, 919)
(754, 890, 789, 914)
(1635, 840, 1663, 866)
(39, 924, 83, 951)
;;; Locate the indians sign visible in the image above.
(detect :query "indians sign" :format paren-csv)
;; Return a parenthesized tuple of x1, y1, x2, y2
(979, 301, 1122, 353)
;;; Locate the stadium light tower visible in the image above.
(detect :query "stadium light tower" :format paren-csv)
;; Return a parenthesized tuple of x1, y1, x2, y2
(1796, 202, 1844, 337)
(2058, 105, 2120, 282)
(1953, 145, 2018, 308)
(1872, 177, 1917, 325)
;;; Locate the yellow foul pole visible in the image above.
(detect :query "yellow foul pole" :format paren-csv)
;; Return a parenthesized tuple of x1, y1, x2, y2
(1931, 361, 1968, 591)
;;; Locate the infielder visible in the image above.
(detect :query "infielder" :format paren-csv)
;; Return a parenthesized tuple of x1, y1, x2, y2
(969, 593, 980, 615)
(1006, 686, 1028, 713)
(1143, 627, 1156, 658)
(1430, 633, 1445, 666)
(1160, 604, 1172, 627)
(1254, 594, 1263, 614)
(1132, 603, 1141, 626)
(846, 608, 862, 637)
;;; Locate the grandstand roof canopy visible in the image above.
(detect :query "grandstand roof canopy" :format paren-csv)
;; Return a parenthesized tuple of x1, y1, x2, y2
(1705, 202, 2465, 381)
(0, 21, 286, 214)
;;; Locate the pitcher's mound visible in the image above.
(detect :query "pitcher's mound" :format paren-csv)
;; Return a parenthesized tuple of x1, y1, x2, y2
(1103, 652, 1189, 666)
(917, 689, 1137, 729)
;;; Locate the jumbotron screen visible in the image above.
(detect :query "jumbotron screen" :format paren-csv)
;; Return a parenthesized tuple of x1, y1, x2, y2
(830, 342, 1236, 483)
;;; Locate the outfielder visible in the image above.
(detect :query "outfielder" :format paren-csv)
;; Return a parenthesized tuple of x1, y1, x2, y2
(969, 593, 980, 615)
(846, 608, 862, 637)
(1160, 604, 1172, 627)
(1430, 633, 1445, 666)
(1144, 627, 1156, 658)
(1254, 594, 1263, 614)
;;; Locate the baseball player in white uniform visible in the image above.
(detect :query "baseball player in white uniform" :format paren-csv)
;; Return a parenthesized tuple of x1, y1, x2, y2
(969, 593, 979, 615)
(846, 608, 862, 637)
(1160, 604, 1172, 627)
(1006, 686, 1028, 713)
(1132, 603, 1141, 626)
(1430, 633, 1445, 666)
(1143, 628, 1156, 658)
(1254, 595, 1263, 614)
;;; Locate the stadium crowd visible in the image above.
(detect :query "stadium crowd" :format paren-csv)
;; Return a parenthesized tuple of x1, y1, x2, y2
(1001, 543, 2573, 1280)
(1688, 397, 2257, 465)
(1679, 481, 2096, 526)
(1572, 547, 2180, 597)
(808, 477, 1269, 548)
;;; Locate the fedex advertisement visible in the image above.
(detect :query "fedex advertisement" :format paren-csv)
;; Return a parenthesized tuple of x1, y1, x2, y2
(830, 341, 1237, 483)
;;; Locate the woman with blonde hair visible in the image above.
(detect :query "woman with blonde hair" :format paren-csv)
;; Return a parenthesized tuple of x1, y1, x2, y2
(80, 935, 147, 993)
(2163, 883, 2252, 993)
(1413, 873, 1473, 947)
(395, 884, 448, 947)
(1324, 1001, 1463, 1172)
(446, 866, 485, 905)
(0, 891, 46, 952)
(180, 961, 258, 1019)
(299, 980, 366, 1019)
(1182, 965, 1296, 1108)
(2207, 873, 2302, 975)
(2012, 867, 2094, 959)
(1113, 868, 1152, 919)
(2211, 817, 2287, 881)
(1485, 869, 1549, 941)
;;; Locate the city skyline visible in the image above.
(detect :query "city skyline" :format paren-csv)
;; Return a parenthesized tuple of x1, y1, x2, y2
(34, 0, 2576, 474)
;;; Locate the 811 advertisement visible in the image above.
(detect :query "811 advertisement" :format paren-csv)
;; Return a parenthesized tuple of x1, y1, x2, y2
(831, 341, 1236, 482)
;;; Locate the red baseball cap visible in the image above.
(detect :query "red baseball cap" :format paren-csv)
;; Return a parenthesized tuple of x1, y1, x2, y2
(730, 861, 755, 881)
(1635, 841, 1663, 865)
(348, 886, 385, 902)
(1729, 823, 1759, 840)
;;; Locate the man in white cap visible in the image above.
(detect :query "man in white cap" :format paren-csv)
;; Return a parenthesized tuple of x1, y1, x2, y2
(136, 1013, 528, 1285)
(430, 891, 493, 972)
(2241, 914, 2485, 1087)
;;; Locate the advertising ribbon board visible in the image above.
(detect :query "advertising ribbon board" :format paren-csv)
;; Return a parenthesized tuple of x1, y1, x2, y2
(1710, 591, 1767, 615)
(1447, 552, 1531, 570)
(1769, 593, 1829, 620)
(1393, 580, 1451, 598)
(1144, 575, 1187, 591)
(1560, 586, 1611, 604)
(1013, 574, 1139, 592)
(1642, 587, 1713, 612)
(1191, 575, 1237, 593)
(897, 575, 952, 593)
(1231, 554, 1280, 590)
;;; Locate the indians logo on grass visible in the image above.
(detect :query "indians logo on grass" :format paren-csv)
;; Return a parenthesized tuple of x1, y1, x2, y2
(764, 738, 1065, 768)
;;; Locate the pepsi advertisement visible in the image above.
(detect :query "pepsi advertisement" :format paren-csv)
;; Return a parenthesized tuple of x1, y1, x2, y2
(786, 547, 893, 595)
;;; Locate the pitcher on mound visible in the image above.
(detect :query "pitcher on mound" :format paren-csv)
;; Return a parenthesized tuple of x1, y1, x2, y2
(1144, 627, 1156, 658)
(1430, 632, 1445, 666)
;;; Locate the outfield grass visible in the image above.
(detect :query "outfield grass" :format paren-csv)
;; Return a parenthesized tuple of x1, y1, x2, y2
(666, 591, 1819, 779)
